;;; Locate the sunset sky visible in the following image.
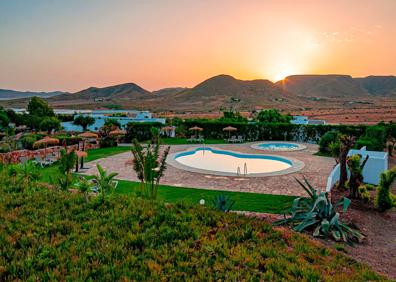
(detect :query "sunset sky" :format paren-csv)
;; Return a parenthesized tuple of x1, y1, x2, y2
(0, 0, 395, 92)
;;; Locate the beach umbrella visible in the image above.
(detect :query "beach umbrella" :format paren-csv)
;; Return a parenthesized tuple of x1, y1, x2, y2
(72, 150, 88, 172)
(189, 126, 203, 138)
(161, 126, 176, 137)
(78, 132, 98, 168)
(189, 126, 203, 131)
(109, 129, 126, 136)
(223, 126, 237, 138)
(33, 136, 59, 149)
(78, 132, 99, 139)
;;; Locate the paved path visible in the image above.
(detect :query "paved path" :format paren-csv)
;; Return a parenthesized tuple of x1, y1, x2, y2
(81, 143, 335, 197)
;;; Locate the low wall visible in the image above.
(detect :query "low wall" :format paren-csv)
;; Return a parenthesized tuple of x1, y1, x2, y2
(0, 143, 99, 164)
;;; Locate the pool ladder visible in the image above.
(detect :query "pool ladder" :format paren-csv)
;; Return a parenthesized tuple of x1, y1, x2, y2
(237, 163, 248, 176)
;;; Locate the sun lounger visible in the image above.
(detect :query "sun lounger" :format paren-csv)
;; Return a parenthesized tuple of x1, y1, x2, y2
(228, 136, 237, 143)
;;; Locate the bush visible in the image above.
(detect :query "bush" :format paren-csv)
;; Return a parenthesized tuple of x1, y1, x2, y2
(0, 174, 384, 281)
(319, 131, 340, 153)
(356, 126, 386, 151)
(125, 122, 162, 142)
(375, 168, 396, 212)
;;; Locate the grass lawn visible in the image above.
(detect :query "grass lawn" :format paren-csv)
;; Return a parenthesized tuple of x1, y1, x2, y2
(114, 179, 295, 214)
(85, 146, 132, 161)
(39, 146, 295, 214)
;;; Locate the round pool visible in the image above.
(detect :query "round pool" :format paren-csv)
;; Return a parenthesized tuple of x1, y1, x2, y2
(251, 142, 306, 151)
(167, 147, 304, 177)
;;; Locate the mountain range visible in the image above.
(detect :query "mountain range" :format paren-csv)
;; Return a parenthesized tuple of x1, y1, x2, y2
(1, 74, 395, 112)
(0, 89, 66, 100)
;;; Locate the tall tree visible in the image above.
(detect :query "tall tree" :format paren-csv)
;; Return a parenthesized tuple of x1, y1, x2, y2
(27, 96, 55, 117)
(73, 115, 95, 131)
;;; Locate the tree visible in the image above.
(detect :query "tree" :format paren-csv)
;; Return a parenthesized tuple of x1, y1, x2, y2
(73, 115, 95, 131)
(256, 109, 291, 123)
(104, 118, 121, 128)
(375, 167, 396, 212)
(0, 107, 10, 129)
(27, 96, 55, 117)
(130, 131, 170, 200)
(346, 154, 369, 198)
(39, 117, 61, 133)
(57, 149, 76, 190)
(338, 135, 356, 189)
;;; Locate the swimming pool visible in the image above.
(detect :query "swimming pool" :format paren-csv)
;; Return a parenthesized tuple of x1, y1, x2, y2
(251, 142, 306, 151)
(168, 147, 304, 177)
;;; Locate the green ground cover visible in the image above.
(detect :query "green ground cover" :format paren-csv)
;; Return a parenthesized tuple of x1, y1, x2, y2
(0, 186, 385, 281)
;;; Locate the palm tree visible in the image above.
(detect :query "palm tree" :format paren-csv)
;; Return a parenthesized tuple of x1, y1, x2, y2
(19, 161, 40, 187)
(76, 176, 93, 202)
(130, 131, 170, 200)
(93, 164, 118, 201)
(57, 149, 76, 190)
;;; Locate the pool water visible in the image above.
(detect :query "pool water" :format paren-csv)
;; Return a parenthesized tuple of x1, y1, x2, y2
(174, 147, 292, 175)
(256, 142, 299, 151)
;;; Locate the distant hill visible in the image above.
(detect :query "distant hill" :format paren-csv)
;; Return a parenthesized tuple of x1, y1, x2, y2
(1, 74, 395, 112)
(50, 82, 151, 101)
(356, 76, 396, 96)
(0, 89, 65, 100)
(152, 87, 189, 96)
(153, 74, 300, 111)
(276, 75, 368, 98)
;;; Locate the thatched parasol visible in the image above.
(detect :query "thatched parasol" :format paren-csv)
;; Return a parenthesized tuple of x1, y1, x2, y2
(109, 129, 126, 136)
(33, 136, 59, 149)
(78, 132, 98, 139)
(74, 150, 88, 158)
(189, 126, 203, 132)
(223, 126, 237, 138)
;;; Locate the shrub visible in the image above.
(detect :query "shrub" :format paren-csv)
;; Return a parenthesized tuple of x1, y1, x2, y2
(125, 122, 163, 142)
(356, 126, 386, 151)
(358, 185, 371, 203)
(319, 131, 340, 153)
(375, 167, 396, 212)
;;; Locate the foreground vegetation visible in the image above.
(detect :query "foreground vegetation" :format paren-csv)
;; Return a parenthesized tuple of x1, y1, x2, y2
(0, 186, 385, 281)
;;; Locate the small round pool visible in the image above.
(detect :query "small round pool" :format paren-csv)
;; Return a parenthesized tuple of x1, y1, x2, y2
(167, 147, 304, 177)
(251, 142, 306, 151)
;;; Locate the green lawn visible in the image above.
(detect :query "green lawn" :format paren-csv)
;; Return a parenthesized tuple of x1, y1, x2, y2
(39, 146, 295, 214)
(85, 146, 131, 161)
(114, 180, 295, 214)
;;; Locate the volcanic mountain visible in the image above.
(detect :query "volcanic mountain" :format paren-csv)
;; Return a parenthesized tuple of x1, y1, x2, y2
(0, 89, 65, 100)
(147, 74, 300, 111)
(50, 82, 151, 101)
(276, 75, 369, 98)
(356, 75, 396, 96)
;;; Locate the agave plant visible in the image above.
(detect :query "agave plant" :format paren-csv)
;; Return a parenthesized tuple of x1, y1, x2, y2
(212, 194, 235, 212)
(274, 177, 364, 244)
(130, 131, 170, 200)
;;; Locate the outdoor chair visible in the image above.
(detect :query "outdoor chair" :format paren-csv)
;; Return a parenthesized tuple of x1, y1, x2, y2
(237, 135, 244, 143)
(228, 136, 237, 143)
(187, 136, 196, 143)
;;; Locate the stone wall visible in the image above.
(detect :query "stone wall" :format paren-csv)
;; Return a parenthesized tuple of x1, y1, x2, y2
(0, 143, 99, 164)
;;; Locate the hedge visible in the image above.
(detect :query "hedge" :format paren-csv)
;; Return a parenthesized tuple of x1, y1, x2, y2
(124, 119, 396, 145)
